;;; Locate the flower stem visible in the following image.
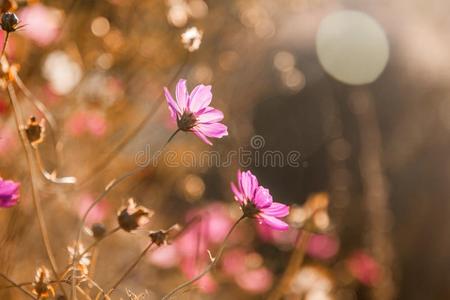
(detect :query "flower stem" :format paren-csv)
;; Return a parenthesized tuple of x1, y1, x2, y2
(266, 230, 310, 300)
(105, 242, 154, 297)
(70, 129, 179, 299)
(80, 226, 120, 257)
(1, 32, 9, 58)
(0, 272, 36, 299)
(162, 216, 245, 300)
(7, 83, 67, 298)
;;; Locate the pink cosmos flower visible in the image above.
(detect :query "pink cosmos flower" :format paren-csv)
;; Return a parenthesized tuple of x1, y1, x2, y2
(164, 79, 228, 145)
(19, 4, 61, 47)
(231, 170, 290, 231)
(0, 178, 20, 208)
(346, 251, 380, 286)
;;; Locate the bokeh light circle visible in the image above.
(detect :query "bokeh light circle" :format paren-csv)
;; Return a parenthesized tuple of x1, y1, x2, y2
(316, 10, 389, 85)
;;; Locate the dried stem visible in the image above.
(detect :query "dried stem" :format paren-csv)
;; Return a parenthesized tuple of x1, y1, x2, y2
(80, 226, 120, 257)
(0, 272, 36, 299)
(6, 83, 67, 298)
(267, 230, 311, 300)
(70, 129, 180, 299)
(76, 53, 189, 188)
(1, 32, 9, 59)
(105, 242, 154, 297)
(162, 216, 245, 300)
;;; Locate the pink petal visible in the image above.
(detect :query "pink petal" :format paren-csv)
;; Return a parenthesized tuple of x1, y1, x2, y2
(231, 182, 244, 204)
(258, 214, 289, 231)
(196, 107, 224, 124)
(176, 79, 189, 112)
(195, 122, 228, 139)
(193, 129, 213, 145)
(164, 87, 181, 118)
(260, 202, 289, 217)
(240, 171, 258, 200)
(253, 186, 273, 209)
(188, 84, 212, 112)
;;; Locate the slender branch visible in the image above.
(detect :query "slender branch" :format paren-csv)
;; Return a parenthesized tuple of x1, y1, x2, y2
(267, 230, 310, 300)
(105, 242, 154, 297)
(162, 216, 245, 300)
(6, 83, 67, 298)
(80, 227, 120, 257)
(76, 53, 189, 188)
(0, 272, 36, 299)
(1, 32, 9, 58)
(70, 129, 180, 299)
(33, 147, 76, 185)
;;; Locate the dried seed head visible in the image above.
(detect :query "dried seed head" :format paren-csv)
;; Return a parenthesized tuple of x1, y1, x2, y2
(117, 198, 153, 232)
(32, 266, 54, 299)
(25, 116, 45, 148)
(1, 12, 19, 32)
(91, 223, 106, 239)
(149, 224, 181, 246)
(181, 27, 203, 52)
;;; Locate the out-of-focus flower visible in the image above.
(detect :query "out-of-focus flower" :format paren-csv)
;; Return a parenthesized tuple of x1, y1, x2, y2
(66, 111, 107, 137)
(291, 265, 334, 299)
(25, 116, 45, 148)
(256, 223, 297, 247)
(148, 243, 180, 269)
(0, 126, 18, 154)
(231, 170, 289, 230)
(222, 248, 273, 294)
(32, 266, 54, 299)
(19, 4, 62, 46)
(306, 234, 339, 260)
(164, 79, 228, 145)
(181, 27, 203, 52)
(117, 198, 153, 232)
(77, 193, 109, 226)
(346, 250, 380, 286)
(0, 177, 19, 208)
(289, 193, 330, 231)
(42, 51, 82, 95)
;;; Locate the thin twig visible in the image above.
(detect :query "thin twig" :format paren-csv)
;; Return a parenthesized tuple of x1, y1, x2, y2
(1, 32, 9, 58)
(0, 272, 36, 299)
(162, 216, 245, 300)
(76, 53, 189, 188)
(105, 242, 154, 297)
(70, 129, 180, 299)
(6, 83, 67, 298)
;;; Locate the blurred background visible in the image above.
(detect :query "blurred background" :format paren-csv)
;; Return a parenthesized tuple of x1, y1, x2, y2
(0, 0, 449, 299)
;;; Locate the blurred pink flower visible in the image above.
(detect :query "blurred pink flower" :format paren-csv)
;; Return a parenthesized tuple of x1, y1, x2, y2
(235, 267, 273, 294)
(346, 250, 380, 286)
(19, 4, 61, 47)
(231, 170, 290, 230)
(0, 126, 18, 155)
(148, 244, 180, 269)
(66, 111, 107, 137)
(164, 79, 228, 145)
(222, 248, 273, 294)
(0, 178, 20, 208)
(77, 193, 109, 226)
(306, 234, 339, 260)
(256, 223, 298, 246)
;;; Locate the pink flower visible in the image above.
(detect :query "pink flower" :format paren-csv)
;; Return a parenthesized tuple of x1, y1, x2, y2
(235, 267, 273, 294)
(307, 234, 339, 260)
(346, 251, 380, 286)
(19, 4, 61, 47)
(164, 79, 228, 145)
(0, 178, 20, 208)
(231, 170, 290, 231)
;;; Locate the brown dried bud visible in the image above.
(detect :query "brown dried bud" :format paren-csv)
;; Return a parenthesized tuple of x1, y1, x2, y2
(91, 223, 106, 239)
(32, 266, 54, 299)
(1, 12, 19, 32)
(117, 198, 153, 232)
(149, 224, 181, 246)
(25, 116, 45, 148)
